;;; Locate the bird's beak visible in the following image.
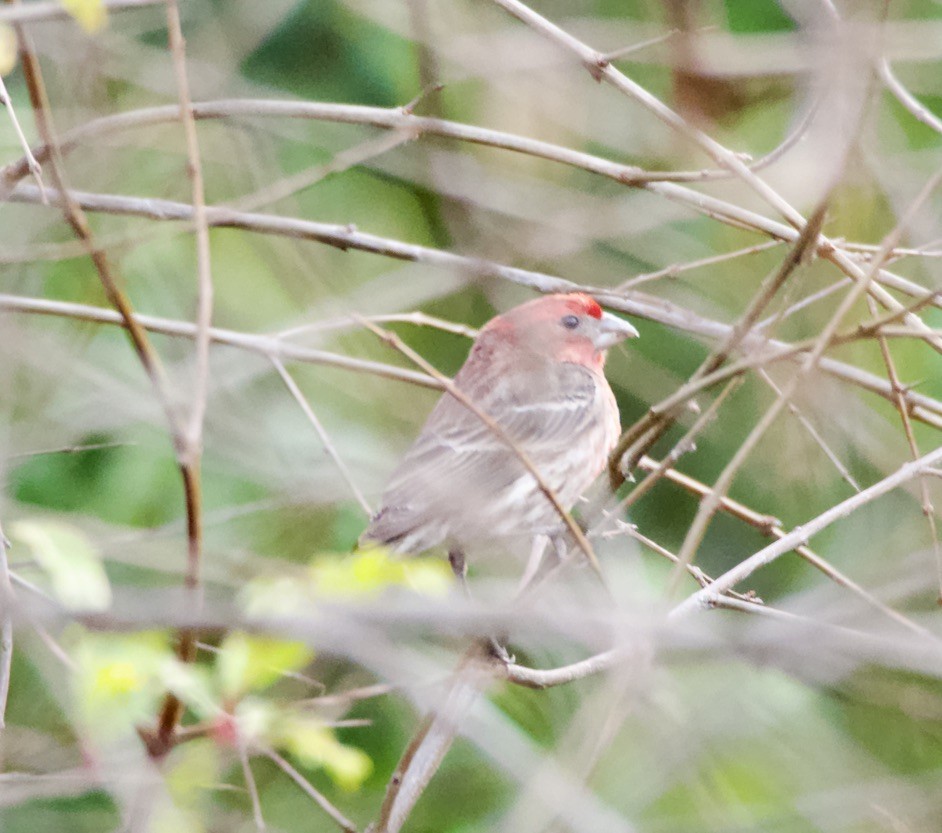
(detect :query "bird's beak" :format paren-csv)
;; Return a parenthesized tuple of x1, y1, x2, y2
(593, 311, 640, 350)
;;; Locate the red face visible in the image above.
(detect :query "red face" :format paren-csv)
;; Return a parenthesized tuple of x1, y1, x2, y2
(483, 293, 636, 368)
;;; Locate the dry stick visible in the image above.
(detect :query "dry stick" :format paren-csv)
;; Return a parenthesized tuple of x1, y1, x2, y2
(271, 357, 372, 517)
(354, 316, 606, 583)
(603, 519, 759, 604)
(0, 0, 161, 24)
(4, 6, 204, 758)
(148, 0, 215, 754)
(878, 58, 942, 136)
(277, 311, 479, 341)
(165, 0, 213, 455)
(4, 101, 941, 339)
(238, 738, 265, 832)
(756, 277, 851, 330)
(671, 440, 942, 618)
(606, 377, 744, 521)
(0, 73, 44, 198)
(757, 368, 861, 492)
(609, 200, 829, 488)
(0, 522, 12, 729)
(0, 293, 438, 389)
(373, 645, 493, 833)
(7, 440, 134, 459)
(230, 130, 413, 215)
(668, 164, 942, 596)
(262, 747, 357, 833)
(3, 216, 942, 430)
(488, 0, 942, 353)
(488, 0, 799, 225)
(866, 294, 942, 600)
(618, 240, 783, 290)
(634, 457, 933, 639)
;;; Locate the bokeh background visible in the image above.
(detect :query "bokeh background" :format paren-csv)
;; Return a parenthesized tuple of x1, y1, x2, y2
(3, 0, 942, 831)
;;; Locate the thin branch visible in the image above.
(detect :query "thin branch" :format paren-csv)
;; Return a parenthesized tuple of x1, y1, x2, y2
(262, 747, 357, 833)
(488, 0, 942, 353)
(866, 294, 942, 600)
(4, 7, 204, 757)
(670, 442, 942, 617)
(610, 198, 829, 487)
(271, 357, 372, 517)
(4, 199, 942, 428)
(276, 312, 479, 341)
(0, 521, 12, 729)
(238, 738, 266, 831)
(0, 293, 439, 388)
(7, 440, 135, 459)
(634, 457, 933, 639)
(618, 240, 783, 291)
(878, 58, 942, 137)
(0, 0, 161, 24)
(3, 98, 940, 343)
(667, 164, 942, 590)
(0, 73, 44, 199)
(757, 368, 860, 491)
(164, 0, 214, 457)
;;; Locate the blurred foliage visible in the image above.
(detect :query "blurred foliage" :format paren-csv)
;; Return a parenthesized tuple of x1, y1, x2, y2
(1, 1, 942, 832)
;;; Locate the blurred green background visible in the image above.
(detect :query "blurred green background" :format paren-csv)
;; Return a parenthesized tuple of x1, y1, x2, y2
(3, 0, 942, 831)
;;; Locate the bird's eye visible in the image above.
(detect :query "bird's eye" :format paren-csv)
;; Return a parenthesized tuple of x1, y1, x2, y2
(561, 314, 580, 330)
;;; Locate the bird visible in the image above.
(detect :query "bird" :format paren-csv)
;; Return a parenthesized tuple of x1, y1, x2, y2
(360, 292, 639, 585)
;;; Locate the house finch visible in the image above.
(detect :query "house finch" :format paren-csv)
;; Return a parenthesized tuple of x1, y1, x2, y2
(361, 293, 638, 575)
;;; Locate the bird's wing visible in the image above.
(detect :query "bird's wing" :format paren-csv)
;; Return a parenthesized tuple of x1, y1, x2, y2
(363, 361, 601, 548)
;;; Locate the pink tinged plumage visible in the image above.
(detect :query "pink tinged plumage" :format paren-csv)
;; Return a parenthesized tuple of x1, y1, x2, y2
(361, 293, 639, 555)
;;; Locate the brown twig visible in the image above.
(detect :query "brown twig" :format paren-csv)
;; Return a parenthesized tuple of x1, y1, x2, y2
(670, 441, 942, 617)
(866, 294, 942, 602)
(633, 457, 932, 638)
(0, 521, 12, 728)
(5, 1, 206, 757)
(262, 746, 357, 833)
(609, 199, 829, 488)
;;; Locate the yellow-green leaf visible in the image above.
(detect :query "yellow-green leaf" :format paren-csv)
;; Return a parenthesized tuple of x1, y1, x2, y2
(159, 659, 217, 720)
(277, 715, 372, 791)
(12, 520, 111, 611)
(73, 631, 172, 735)
(217, 633, 314, 698)
(0, 25, 16, 75)
(60, 0, 107, 33)
(240, 574, 312, 617)
(310, 548, 452, 599)
(165, 739, 221, 811)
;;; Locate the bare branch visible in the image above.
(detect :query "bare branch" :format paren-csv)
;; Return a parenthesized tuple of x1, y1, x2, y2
(271, 357, 372, 517)
(671, 442, 942, 617)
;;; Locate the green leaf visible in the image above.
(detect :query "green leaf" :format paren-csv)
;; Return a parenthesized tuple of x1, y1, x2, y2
(217, 632, 315, 698)
(277, 714, 372, 791)
(165, 739, 221, 812)
(310, 548, 452, 599)
(159, 659, 218, 721)
(12, 519, 111, 611)
(60, 0, 107, 33)
(73, 631, 173, 735)
(0, 25, 16, 76)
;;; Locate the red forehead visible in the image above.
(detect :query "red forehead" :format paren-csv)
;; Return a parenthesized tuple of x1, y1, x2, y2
(563, 294, 602, 319)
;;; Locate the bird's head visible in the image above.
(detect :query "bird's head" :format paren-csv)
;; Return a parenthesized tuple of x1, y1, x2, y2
(482, 293, 639, 368)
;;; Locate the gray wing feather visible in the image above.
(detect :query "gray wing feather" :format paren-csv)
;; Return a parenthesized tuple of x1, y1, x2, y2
(363, 361, 600, 551)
